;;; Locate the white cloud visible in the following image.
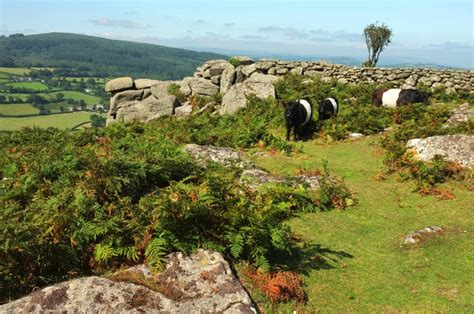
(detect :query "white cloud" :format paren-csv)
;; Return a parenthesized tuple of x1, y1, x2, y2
(86, 18, 151, 29)
(427, 41, 473, 50)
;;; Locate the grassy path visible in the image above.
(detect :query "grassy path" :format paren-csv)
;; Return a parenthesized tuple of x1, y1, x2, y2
(252, 136, 473, 312)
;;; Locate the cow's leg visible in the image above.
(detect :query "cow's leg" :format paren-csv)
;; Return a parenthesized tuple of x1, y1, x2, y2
(293, 125, 299, 141)
(286, 125, 291, 141)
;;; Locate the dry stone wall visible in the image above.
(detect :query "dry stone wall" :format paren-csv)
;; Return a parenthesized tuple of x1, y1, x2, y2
(105, 56, 473, 125)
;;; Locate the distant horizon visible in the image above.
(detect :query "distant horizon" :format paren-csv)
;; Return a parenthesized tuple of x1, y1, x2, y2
(3, 31, 471, 70)
(1, 0, 472, 68)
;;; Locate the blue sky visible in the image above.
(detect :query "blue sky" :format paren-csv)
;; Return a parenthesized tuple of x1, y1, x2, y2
(1, 0, 473, 68)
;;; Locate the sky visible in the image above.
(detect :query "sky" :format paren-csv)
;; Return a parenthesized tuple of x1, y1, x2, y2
(0, 0, 473, 68)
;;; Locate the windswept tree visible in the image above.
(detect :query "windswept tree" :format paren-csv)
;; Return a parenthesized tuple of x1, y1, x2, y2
(363, 22, 392, 67)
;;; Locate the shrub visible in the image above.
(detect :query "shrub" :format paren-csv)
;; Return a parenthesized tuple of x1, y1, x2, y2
(229, 57, 241, 67)
(0, 125, 198, 301)
(379, 103, 472, 188)
(142, 165, 324, 272)
(426, 85, 474, 105)
(316, 160, 355, 210)
(0, 123, 353, 301)
(242, 266, 305, 304)
(400, 154, 466, 190)
(167, 83, 187, 103)
(150, 96, 294, 154)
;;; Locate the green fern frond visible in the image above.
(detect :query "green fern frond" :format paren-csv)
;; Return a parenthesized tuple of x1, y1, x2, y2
(229, 233, 244, 258)
(251, 247, 270, 272)
(145, 235, 168, 271)
(255, 254, 270, 272)
(94, 243, 117, 263)
(115, 246, 139, 262)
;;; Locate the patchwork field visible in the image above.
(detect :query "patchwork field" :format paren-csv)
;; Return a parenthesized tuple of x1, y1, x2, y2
(0, 67, 32, 76)
(0, 103, 39, 115)
(0, 93, 29, 101)
(43, 91, 102, 105)
(0, 112, 98, 130)
(0, 67, 106, 129)
(5, 81, 49, 91)
(246, 136, 473, 312)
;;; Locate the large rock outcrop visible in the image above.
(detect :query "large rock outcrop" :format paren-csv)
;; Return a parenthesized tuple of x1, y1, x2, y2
(0, 250, 255, 313)
(219, 81, 275, 115)
(106, 79, 186, 125)
(105, 58, 473, 124)
(406, 134, 474, 167)
(105, 77, 134, 93)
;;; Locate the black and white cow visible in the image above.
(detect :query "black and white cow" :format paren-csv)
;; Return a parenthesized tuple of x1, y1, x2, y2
(284, 98, 313, 141)
(373, 88, 431, 108)
(318, 97, 339, 121)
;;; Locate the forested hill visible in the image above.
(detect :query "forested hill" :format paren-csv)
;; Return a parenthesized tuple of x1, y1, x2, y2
(0, 33, 227, 79)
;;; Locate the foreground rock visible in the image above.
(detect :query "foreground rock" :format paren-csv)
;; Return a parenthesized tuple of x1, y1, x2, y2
(406, 134, 474, 167)
(403, 226, 443, 245)
(184, 144, 322, 192)
(0, 250, 255, 313)
(348, 132, 364, 139)
(184, 144, 255, 169)
(240, 168, 321, 192)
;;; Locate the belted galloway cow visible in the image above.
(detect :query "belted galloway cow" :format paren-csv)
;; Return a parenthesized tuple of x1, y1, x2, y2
(318, 97, 339, 121)
(284, 98, 313, 141)
(373, 88, 431, 108)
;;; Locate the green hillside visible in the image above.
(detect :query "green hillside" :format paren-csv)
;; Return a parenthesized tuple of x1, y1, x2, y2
(0, 33, 227, 79)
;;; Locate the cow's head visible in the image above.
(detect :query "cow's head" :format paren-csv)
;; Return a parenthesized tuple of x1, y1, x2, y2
(418, 91, 432, 104)
(284, 101, 299, 123)
(373, 89, 386, 107)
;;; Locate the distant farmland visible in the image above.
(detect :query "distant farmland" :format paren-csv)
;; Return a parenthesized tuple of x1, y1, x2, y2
(0, 103, 39, 115)
(0, 112, 105, 130)
(6, 82, 49, 91)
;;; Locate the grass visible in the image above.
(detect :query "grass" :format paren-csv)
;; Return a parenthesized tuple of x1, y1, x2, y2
(0, 67, 32, 75)
(0, 91, 102, 105)
(0, 67, 55, 76)
(0, 112, 97, 130)
(6, 82, 49, 91)
(0, 93, 29, 101)
(0, 103, 39, 115)
(247, 135, 473, 312)
(42, 91, 102, 105)
(0, 73, 11, 79)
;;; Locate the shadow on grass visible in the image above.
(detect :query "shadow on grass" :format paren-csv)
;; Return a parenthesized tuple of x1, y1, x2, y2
(270, 243, 354, 276)
(294, 120, 319, 142)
